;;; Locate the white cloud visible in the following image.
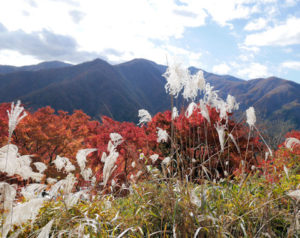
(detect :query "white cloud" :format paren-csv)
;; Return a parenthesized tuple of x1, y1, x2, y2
(0, 0, 276, 66)
(180, 0, 258, 27)
(0, 0, 297, 72)
(239, 54, 252, 61)
(245, 17, 300, 46)
(0, 0, 210, 65)
(281, 61, 300, 70)
(212, 63, 230, 74)
(239, 45, 260, 53)
(237, 62, 269, 79)
(0, 49, 40, 66)
(238, 45, 259, 62)
(284, 0, 298, 7)
(244, 18, 267, 31)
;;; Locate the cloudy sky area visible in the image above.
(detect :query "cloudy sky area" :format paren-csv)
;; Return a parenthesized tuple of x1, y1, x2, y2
(0, 0, 299, 83)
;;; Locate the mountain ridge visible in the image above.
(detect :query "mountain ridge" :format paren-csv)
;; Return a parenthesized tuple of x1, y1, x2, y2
(0, 61, 72, 74)
(0, 58, 299, 128)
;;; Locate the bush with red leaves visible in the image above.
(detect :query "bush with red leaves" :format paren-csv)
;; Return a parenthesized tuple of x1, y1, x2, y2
(257, 130, 300, 182)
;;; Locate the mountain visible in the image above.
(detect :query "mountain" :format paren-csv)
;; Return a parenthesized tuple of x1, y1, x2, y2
(0, 59, 143, 121)
(0, 58, 299, 129)
(115, 58, 169, 114)
(218, 77, 300, 123)
(0, 61, 72, 74)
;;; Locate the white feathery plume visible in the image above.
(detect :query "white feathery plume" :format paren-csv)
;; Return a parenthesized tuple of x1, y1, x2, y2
(284, 165, 289, 179)
(246, 107, 256, 129)
(18, 155, 32, 167)
(107, 140, 114, 153)
(121, 183, 127, 190)
(199, 99, 210, 124)
(34, 162, 47, 174)
(229, 133, 240, 154)
(29, 172, 44, 182)
(150, 154, 159, 164)
(0, 143, 19, 157)
(2, 198, 45, 238)
(7, 100, 27, 138)
(285, 137, 300, 150)
(53, 155, 67, 172)
(64, 160, 76, 173)
(204, 83, 219, 106)
(182, 70, 206, 101)
(265, 152, 269, 161)
(102, 149, 119, 187)
(0, 145, 43, 181)
(0, 154, 16, 177)
(21, 184, 47, 200)
(101, 152, 107, 163)
(182, 74, 197, 101)
(76, 148, 97, 171)
(218, 100, 228, 121)
(0, 182, 16, 212)
(0, 144, 19, 176)
(17, 162, 33, 180)
(46, 178, 57, 185)
(110, 132, 123, 147)
(162, 157, 171, 165)
(185, 102, 197, 118)
(19, 155, 43, 181)
(195, 70, 206, 92)
(172, 107, 179, 120)
(64, 190, 88, 208)
(138, 109, 152, 125)
(111, 179, 116, 187)
(287, 190, 300, 203)
(49, 173, 76, 196)
(91, 176, 96, 187)
(190, 188, 201, 207)
(81, 168, 93, 181)
(37, 219, 54, 238)
(157, 127, 169, 143)
(226, 95, 239, 112)
(163, 61, 188, 97)
(136, 170, 142, 178)
(215, 123, 226, 152)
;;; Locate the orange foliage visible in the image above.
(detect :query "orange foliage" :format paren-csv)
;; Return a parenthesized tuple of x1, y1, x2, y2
(1, 102, 291, 188)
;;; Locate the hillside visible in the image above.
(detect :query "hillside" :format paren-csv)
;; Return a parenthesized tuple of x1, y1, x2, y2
(0, 61, 72, 74)
(0, 58, 299, 127)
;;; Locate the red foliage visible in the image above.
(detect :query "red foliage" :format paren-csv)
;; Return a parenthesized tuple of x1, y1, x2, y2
(0, 105, 91, 181)
(0, 101, 268, 188)
(85, 116, 156, 185)
(258, 130, 300, 182)
(0, 103, 11, 145)
(146, 106, 263, 180)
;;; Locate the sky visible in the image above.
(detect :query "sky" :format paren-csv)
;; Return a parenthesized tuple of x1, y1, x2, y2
(0, 0, 299, 83)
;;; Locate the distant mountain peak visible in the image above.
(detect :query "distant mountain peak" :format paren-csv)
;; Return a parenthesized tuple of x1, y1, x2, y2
(0, 60, 72, 74)
(0, 58, 298, 128)
(117, 58, 164, 68)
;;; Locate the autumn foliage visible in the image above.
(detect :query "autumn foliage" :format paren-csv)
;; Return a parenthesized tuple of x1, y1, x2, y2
(258, 130, 300, 182)
(0, 102, 298, 188)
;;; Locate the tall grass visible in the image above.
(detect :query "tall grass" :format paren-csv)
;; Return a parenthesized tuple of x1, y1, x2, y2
(0, 62, 299, 237)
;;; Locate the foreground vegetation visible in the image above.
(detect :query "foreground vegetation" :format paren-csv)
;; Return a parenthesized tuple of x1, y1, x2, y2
(2, 168, 300, 237)
(0, 62, 299, 237)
